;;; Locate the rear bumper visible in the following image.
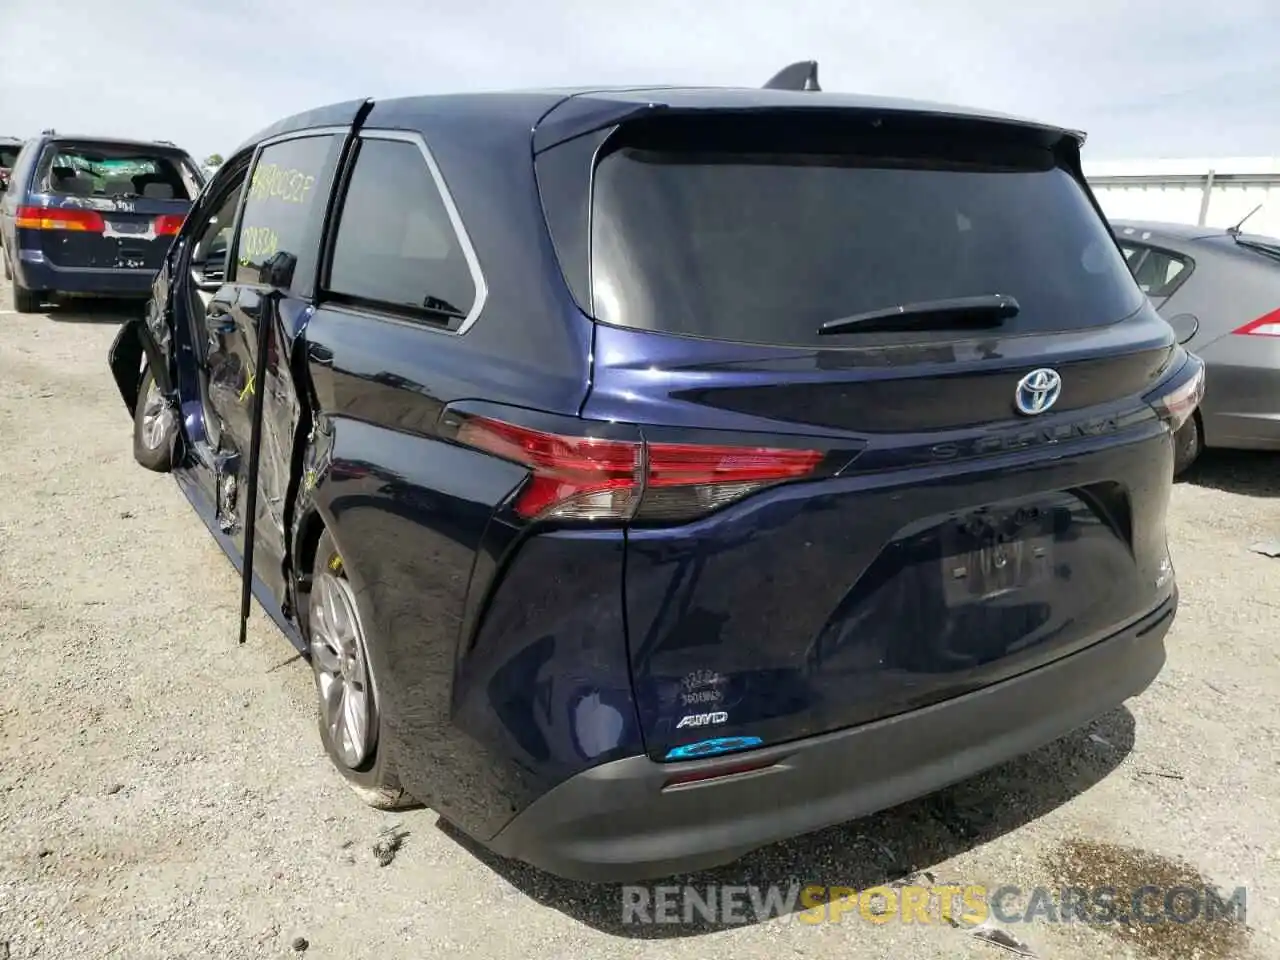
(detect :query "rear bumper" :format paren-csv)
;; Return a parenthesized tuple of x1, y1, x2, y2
(487, 590, 1175, 882)
(16, 251, 155, 296)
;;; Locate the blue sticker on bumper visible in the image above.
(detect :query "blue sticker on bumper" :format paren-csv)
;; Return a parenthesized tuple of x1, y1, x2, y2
(663, 736, 764, 761)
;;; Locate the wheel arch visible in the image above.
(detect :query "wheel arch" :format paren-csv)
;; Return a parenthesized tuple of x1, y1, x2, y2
(294, 508, 328, 594)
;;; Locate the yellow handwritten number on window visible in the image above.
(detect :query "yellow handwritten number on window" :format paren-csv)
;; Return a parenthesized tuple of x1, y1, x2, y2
(248, 164, 316, 204)
(238, 225, 279, 265)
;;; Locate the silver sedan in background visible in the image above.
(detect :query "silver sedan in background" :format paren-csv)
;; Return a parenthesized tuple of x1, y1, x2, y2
(1112, 218, 1280, 474)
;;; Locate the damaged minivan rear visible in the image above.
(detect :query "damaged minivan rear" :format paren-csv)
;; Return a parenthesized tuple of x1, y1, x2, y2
(108, 85, 1198, 884)
(0, 133, 202, 313)
(486, 97, 1198, 879)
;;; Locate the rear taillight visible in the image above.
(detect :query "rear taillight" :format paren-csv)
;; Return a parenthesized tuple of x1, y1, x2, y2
(16, 204, 105, 232)
(154, 214, 185, 236)
(1232, 308, 1280, 337)
(454, 415, 827, 523)
(1146, 355, 1205, 431)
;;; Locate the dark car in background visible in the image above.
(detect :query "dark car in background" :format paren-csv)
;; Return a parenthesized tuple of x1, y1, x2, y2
(1113, 219, 1280, 473)
(108, 71, 1199, 882)
(0, 136, 23, 192)
(0, 132, 204, 313)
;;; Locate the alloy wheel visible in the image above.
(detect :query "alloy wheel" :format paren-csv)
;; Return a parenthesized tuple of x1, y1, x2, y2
(309, 571, 376, 768)
(139, 376, 174, 451)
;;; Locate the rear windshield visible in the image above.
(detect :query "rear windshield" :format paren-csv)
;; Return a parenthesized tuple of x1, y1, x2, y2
(589, 117, 1145, 347)
(38, 142, 198, 201)
(0, 146, 19, 168)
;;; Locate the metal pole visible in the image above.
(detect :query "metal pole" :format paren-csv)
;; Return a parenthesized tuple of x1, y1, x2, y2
(1198, 169, 1216, 226)
(237, 293, 273, 645)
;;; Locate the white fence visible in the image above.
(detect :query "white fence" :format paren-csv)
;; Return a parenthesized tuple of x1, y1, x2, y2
(1084, 157, 1280, 240)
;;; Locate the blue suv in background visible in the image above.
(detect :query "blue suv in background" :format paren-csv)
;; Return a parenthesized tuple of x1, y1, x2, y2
(108, 65, 1201, 882)
(0, 131, 203, 313)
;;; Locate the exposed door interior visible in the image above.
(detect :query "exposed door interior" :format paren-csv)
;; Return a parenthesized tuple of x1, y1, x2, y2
(183, 169, 247, 450)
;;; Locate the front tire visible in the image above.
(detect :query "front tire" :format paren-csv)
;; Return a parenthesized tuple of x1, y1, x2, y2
(306, 530, 412, 809)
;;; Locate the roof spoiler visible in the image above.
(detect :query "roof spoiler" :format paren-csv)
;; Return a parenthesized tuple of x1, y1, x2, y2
(763, 60, 821, 92)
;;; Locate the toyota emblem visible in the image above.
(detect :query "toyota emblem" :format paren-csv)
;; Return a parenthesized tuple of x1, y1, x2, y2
(1014, 368, 1062, 416)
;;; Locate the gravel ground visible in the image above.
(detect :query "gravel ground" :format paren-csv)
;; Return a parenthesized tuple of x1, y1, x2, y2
(1, 279, 1277, 960)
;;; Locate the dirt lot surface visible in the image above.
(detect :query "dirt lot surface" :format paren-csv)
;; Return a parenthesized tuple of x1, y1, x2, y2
(1, 278, 1277, 960)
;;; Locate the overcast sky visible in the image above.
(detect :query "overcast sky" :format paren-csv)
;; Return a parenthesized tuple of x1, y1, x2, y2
(2, 0, 1276, 164)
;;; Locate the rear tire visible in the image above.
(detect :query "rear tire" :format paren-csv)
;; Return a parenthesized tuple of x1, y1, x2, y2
(306, 529, 413, 810)
(1173, 412, 1202, 478)
(13, 279, 41, 314)
(132, 366, 176, 472)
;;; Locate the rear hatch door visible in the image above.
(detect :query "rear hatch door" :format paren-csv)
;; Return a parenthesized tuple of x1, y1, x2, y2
(553, 108, 1182, 761)
(23, 140, 199, 271)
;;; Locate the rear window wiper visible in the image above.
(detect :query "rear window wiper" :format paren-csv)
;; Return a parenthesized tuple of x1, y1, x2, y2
(422, 295, 465, 320)
(817, 294, 1020, 335)
(1234, 238, 1280, 264)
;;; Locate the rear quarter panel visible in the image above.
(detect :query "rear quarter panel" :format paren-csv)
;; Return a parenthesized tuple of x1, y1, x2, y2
(1176, 249, 1280, 352)
(298, 309, 641, 838)
(292, 96, 642, 838)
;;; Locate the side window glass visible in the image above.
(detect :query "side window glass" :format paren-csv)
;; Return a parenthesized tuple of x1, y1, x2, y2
(177, 160, 205, 204)
(1155, 254, 1189, 294)
(193, 178, 247, 284)
(326, 137, 479, 324)
(0, 144, 21, 194)
(234, 135, 340, 289)
(7, 142, 36, 196)
(1132, 249, 1189, 297)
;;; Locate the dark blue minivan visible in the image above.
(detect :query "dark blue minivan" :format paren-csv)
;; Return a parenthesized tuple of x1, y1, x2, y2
(0, 132, 203, 312)
(108, 75, 1201, 882)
